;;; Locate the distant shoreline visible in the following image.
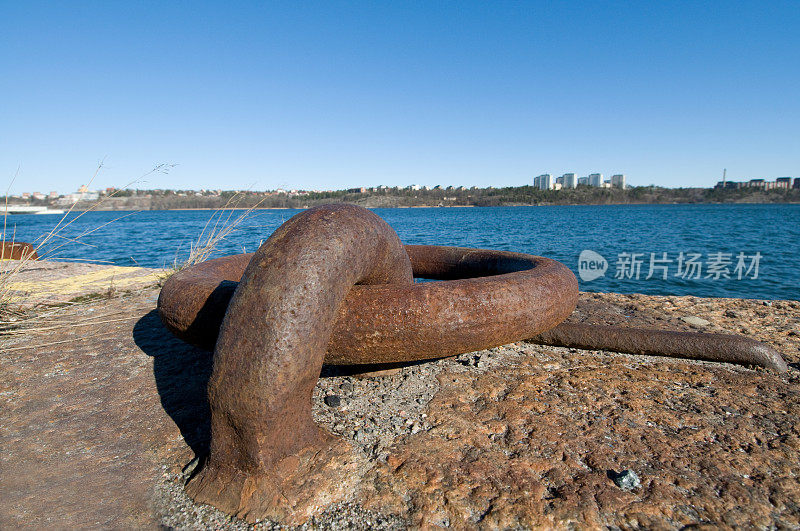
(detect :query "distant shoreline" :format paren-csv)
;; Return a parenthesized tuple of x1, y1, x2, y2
(53, 201, 800, 214)
(6, 185, 799, 211)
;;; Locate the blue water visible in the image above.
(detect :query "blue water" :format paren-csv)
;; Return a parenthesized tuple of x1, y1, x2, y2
(4, 204, 799, 300)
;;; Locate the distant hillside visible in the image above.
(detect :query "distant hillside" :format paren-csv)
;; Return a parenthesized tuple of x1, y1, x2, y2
(4, 185, 799, 211)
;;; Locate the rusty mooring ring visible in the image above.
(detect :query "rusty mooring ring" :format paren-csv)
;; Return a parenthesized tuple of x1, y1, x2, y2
(158, 243, 787, 372)
(157, 204, 787, 524)
(158, 244, 579, 364)
(1, 241, 38, 261)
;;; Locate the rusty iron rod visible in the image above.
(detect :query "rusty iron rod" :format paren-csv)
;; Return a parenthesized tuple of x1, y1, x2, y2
(531, 323, 787, 372)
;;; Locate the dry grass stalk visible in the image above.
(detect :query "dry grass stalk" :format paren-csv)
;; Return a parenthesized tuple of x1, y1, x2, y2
(1, 331, 119, 352)
(2, 310, 140, 338)
(165, 191, 266, 278)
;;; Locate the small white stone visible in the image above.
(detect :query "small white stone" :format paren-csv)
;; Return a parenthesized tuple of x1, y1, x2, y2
(680, 316, 710, 327)
(613, 469, 641, 490)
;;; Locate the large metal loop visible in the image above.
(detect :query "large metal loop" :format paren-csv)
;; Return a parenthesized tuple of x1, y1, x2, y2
(158, 244, 579, 364)
(157, 204, 786, 524)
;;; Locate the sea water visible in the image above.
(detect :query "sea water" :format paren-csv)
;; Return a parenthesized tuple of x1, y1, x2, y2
(5, 203, 799, 300)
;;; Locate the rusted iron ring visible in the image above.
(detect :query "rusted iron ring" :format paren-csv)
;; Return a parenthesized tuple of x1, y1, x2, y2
(158, 245, 579, 364)
(157, 204, 786, 524)
(1, 242, 38, 260)
(158, 245, 787, 373)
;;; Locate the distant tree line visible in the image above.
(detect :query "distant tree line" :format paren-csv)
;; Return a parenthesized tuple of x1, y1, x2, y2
(3, 184, 798, 211)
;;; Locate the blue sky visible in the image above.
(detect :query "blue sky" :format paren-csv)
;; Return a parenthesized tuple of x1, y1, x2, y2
(2, 1, 798, 194)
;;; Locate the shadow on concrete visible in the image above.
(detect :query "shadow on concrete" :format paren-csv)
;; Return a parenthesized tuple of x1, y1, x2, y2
(133, 309, 213, 457)
(132, 307, 430, 457)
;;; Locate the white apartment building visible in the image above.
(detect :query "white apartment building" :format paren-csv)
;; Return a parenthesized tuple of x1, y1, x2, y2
(534, 171, 627, 190)
(534, 174, 553, 190)
(561, 173, 577, 189)
(56, 189, 100, 205)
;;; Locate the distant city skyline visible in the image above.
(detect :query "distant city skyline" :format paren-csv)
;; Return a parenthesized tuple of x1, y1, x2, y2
(10, 171, 800, 198)
(2, 2, 798, 194)
(534, 172, 626, 191)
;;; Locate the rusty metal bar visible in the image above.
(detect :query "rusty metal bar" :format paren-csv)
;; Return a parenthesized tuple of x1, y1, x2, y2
(532, 322, 788, 372)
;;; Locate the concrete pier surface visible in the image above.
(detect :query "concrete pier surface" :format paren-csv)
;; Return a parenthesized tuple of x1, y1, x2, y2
(1, 262, 798, 528)
(1, 259, 164, 306)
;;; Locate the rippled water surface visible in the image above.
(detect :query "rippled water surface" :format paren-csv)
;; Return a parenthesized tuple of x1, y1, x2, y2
(5, 204, 799, 300)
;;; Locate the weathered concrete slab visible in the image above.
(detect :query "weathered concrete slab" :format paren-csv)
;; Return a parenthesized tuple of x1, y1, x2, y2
(0, 262, 798, 528)
(1, 259, 164, 307)
(1, 289, 202, 528)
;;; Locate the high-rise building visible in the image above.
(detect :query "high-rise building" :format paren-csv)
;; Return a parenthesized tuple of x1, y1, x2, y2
(611, 174, 626, 189)
(534, 174, 553, 190)
(776, 177, 792, 189)
(588, 173, 603, 187)
(561, 173, 577, 189)
(577, 176, 589, 186)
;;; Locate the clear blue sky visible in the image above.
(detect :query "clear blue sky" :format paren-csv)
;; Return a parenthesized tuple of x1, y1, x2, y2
(2, 1, 798, 194)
